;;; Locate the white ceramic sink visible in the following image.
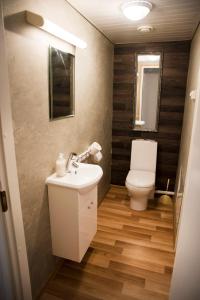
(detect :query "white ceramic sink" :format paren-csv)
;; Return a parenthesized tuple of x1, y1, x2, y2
(46, 163, 103, 193)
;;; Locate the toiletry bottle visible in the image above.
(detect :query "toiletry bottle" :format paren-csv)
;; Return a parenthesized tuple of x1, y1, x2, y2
(56, 153, 66, 177)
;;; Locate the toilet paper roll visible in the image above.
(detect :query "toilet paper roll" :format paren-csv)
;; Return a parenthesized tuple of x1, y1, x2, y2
(93, 151, 103, 163)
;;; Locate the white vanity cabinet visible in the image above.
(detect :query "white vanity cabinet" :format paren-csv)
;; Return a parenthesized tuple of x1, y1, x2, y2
(46, 163, 103, 262)
(47, 182, 97, 262)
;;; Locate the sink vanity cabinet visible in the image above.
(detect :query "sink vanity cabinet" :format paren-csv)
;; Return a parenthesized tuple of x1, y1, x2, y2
(46, 163, 103, 262)
(47, 185, 97, 262)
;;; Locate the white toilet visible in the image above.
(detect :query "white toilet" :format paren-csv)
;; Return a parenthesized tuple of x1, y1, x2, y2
(125, 139, 158, 211)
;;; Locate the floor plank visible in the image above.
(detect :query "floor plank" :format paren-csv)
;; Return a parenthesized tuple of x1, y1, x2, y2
(40, 186, 175, 300)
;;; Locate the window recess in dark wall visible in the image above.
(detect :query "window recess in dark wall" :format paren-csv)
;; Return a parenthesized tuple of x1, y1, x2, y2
(112, 41, 190, 191)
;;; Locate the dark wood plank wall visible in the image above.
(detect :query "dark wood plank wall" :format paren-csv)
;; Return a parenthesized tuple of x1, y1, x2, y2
(112, 41, 190, 191)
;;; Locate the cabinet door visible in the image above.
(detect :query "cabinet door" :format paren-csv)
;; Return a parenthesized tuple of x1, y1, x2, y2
(79, 188, 97, 261)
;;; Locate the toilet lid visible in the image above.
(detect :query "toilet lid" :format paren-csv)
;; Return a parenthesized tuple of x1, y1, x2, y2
(126, 170, 155, 188)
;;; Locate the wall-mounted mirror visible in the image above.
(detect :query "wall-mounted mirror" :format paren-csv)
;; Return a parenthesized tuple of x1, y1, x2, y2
(134, 53, 162, 131)
(49, 46, 75, 120)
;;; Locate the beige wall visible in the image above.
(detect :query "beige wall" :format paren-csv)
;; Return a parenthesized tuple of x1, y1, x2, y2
(170, 31, 200, 299)
(174, 25, 200, 236)
(3, 0, 113, 298)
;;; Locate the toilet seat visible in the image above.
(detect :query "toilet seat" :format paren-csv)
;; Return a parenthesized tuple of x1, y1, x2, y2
(126, 170, 155, 188)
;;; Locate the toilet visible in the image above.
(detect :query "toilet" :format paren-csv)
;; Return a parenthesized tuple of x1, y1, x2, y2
(125, 139, 157, 211)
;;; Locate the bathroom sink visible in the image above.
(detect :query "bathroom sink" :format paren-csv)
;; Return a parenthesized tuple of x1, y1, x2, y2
(46, 163, 103, 193)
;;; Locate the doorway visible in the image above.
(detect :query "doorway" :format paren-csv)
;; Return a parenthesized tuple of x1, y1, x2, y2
(0, 124, 16, 299)
(0, 2, 32, 299)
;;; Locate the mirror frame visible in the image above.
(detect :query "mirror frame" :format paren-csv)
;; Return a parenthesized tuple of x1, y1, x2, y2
(48, 45, 75, 121)
(133, 51, 163, 132)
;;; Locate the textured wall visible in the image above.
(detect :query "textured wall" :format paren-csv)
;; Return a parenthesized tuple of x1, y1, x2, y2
(3, 0, 113, 298)
(112, 41, 190, 191)
(174, 25, 200, 235)
(170, 27, 200, 300)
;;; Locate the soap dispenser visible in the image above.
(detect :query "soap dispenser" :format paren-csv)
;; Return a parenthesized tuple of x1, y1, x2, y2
(56, 153, 66, 177)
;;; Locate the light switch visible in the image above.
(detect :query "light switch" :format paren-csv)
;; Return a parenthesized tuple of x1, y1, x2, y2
(189, 90, 196, 100)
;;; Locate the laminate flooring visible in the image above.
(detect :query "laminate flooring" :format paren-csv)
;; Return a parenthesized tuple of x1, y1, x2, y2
(40, 185, 175, 300)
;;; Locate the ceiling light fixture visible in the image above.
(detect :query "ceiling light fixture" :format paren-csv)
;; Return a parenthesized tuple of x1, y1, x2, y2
(25, 11, 87, 49)
(121, 1, 152, 21)
(137, 25, 154, 32)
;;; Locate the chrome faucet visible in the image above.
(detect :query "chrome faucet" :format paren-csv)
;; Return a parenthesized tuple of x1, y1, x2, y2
(66, 152, 78, 172)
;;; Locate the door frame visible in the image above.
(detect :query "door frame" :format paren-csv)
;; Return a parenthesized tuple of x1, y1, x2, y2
(0, 3, 32, 300)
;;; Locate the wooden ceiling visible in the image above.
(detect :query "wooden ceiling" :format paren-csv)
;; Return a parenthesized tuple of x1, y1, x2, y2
(67, 0, 200, 44)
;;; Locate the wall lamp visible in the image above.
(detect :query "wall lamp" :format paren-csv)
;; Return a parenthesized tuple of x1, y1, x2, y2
(25, 11, 87, 49)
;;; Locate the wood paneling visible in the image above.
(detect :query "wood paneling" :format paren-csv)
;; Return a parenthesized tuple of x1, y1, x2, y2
(67, 0, 200, 44)
(40, 186, 174, 300)
(112, 41, 190, 190)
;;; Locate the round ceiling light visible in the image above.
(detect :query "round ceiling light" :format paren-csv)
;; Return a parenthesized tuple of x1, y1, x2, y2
(137, 25, 154, 32)
(121, 1, 152, 21)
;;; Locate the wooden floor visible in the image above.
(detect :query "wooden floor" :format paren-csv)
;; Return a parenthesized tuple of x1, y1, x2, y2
(40, 186, 175, 300)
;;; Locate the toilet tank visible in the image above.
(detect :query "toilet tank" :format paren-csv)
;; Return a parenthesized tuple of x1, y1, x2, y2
(130, 140, 157, 172)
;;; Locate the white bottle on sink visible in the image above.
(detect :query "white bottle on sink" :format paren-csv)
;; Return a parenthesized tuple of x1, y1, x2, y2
(56, 153, 66, 177)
